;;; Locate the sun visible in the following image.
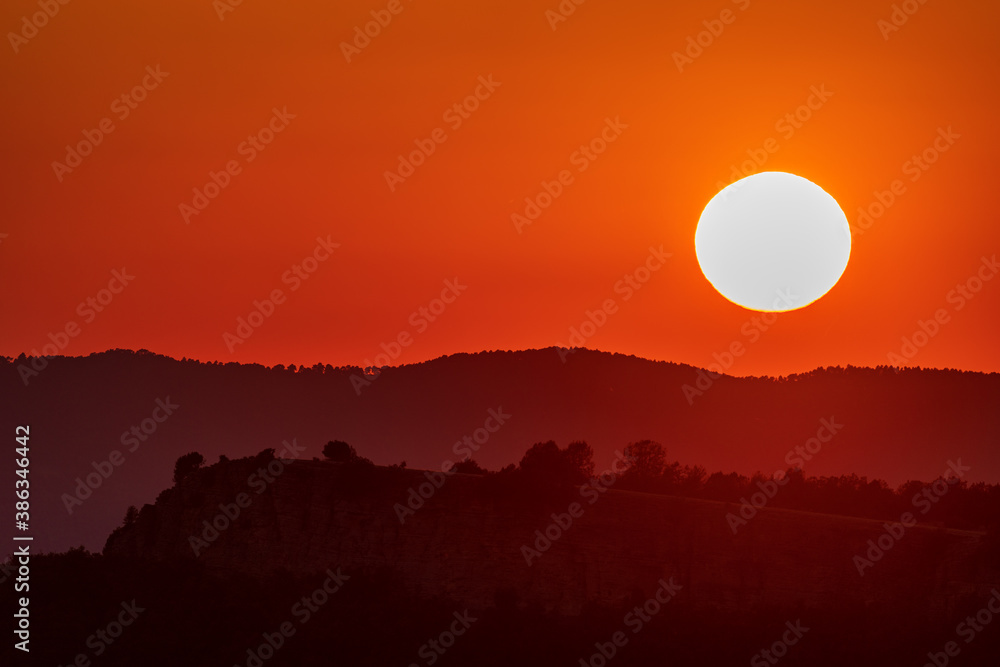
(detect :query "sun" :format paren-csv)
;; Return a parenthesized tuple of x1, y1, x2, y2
(695, 172, 851, 312)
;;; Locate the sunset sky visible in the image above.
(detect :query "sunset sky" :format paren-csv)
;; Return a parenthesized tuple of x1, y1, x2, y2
(3, 0, 999, 377)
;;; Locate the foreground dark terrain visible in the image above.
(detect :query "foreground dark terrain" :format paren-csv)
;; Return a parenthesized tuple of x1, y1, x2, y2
(9, 444, 1000, 667)
(3, 348, 1000, 554)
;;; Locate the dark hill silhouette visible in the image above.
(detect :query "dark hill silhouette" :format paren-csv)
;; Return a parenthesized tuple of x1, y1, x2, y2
(44, 454, 993, 667)
(8, 442, 1000, 665)
(103, 455, 1000, 617)
(2, 348, 999, 554)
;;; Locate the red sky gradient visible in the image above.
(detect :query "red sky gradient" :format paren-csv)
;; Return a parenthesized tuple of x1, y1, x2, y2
(2, 0, 999, 376)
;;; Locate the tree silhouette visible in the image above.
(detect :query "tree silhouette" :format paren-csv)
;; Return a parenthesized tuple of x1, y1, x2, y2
(122, 505, 139, 526)
(322, 440, 374, 466)
(451, 458, 488, 475)
(173, 451, 205, 484)
(563, 441, 595, 482)
(323, 440, 356, 461)
(518, 440, 595, 486)
(623, 440, 666, 479)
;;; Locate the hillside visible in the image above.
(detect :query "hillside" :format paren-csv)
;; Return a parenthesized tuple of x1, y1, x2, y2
(3, 347, 999, 554)
(105, 457, 1000, 623)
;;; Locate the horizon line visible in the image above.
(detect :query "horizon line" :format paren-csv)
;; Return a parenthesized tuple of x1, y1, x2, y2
(3, 346, 998, 381)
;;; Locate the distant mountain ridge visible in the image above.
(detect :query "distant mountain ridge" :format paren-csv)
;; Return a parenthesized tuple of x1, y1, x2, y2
(2, 347, 998, 554)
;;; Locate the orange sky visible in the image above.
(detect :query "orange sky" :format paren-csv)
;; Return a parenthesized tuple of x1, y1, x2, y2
(2, 0, 999, 376)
